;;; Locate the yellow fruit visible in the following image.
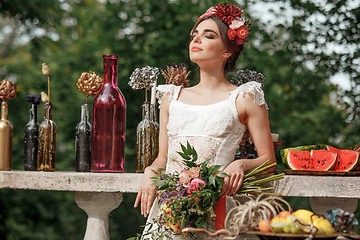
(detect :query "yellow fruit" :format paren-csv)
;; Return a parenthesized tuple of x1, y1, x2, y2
(313, 218, 335, 234)
(292, 209, 314, 225)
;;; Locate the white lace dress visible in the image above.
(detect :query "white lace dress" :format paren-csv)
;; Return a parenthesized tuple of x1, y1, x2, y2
(141, 81, 266, 239)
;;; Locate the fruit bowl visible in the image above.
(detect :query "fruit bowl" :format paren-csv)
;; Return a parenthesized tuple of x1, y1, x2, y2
(246, 231, 358, 240)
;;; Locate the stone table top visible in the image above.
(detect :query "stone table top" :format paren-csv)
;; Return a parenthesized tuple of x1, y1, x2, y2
(0, 171, 359, 198)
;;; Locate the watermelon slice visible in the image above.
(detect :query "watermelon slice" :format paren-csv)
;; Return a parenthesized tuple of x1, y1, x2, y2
(280, 144, 328, 168)
(286, 149, 337, 171)
(327, 146, 359, 172)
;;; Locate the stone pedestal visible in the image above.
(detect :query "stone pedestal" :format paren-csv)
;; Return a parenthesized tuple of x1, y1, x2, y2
(309, 197, 358, 215)
(75, 192, 123, 240)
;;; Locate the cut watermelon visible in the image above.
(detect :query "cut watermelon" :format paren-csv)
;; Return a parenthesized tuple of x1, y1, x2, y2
(287, 150, 312, 170)
(327, 146, 359, 172)
(311, 150, 337, 171)
(285, 149, 337, 171)
(280, 144, 328, 167)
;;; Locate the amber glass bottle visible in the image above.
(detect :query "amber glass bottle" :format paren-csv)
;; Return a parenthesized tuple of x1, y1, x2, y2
(37, 102, 56, 171)
(0, 102, 12, 171)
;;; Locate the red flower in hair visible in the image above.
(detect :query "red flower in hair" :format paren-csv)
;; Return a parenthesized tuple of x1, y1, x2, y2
(227, 28, 237, 40)
(214, 3, 243, 25)
(237, 26, 248, 39)
(235, 38, 245, 45)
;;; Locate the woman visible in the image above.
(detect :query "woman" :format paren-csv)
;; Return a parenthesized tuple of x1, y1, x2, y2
(134, 3, 275, 239)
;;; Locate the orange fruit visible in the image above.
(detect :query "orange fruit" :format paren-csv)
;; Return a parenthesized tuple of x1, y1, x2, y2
(277, 210, 291, 218)
(258, 219, 272, 232)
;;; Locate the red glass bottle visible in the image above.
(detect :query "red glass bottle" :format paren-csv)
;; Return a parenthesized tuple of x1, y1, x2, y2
(91, 55, 126, 172)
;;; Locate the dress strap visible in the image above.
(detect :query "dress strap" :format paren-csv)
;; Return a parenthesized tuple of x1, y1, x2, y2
(156, 84, 182, 105)
(231, 81, 267, 108)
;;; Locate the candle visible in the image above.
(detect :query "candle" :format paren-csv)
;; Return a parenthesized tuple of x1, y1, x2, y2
(271, 133, 279, 142)
(150, 79, 157, 105)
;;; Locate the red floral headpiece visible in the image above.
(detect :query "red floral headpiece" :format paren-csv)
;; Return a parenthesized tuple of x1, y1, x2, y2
(198, 3, 251, 45)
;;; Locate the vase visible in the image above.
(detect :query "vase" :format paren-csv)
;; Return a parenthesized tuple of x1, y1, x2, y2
(91, 55, 126, 172)
(136, 102, 154, 173)
(37, 102, 56, 171)
(24, 103, 39, 171)
(0, 102, 13, 171)
(75, 104, 91, 172)
(149, 103, 159, 163)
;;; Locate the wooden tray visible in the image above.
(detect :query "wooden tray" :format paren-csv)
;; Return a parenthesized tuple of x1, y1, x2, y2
(246, 231, 360, 240)
(284, 170, 360, 176)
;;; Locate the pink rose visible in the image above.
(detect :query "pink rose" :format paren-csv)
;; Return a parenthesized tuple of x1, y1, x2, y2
(227, 28, 237, 40)
(237, 26, 248, 39)
(187, 178, 206, 194)
(229, 18, 244, 29)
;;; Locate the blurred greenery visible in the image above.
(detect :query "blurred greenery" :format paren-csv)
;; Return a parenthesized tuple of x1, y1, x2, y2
(0, 0, 359, 239)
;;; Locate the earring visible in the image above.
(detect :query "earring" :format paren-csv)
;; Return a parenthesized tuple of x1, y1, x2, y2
(224, 53, 229, 57)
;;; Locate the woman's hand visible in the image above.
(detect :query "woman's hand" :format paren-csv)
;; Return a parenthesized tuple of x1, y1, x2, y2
(221, 160, 245, 196)
(134, 166, 159, 217)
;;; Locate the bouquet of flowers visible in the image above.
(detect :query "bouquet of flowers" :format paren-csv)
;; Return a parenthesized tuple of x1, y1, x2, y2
(150, 142, 228, 239)
(136, 142, 284, 240)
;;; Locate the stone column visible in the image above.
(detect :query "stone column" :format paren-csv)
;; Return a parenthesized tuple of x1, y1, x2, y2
(75, 192, 123, 240)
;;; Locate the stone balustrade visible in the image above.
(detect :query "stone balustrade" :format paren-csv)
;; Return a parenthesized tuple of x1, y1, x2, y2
(0, 171, 359, 239)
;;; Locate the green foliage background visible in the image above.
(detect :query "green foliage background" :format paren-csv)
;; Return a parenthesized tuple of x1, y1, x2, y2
(0, 0, 359, 239)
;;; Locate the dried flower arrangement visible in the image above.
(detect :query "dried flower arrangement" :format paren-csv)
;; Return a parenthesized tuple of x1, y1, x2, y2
(76, 71, 104, 104)
(41, 63, 51, 103)
(161, 63, 190, 87)
(129, 66, 160, 103)
(26, 94, 41, 106)
(230, 69, 265, 87)
(0, 79, 17, 101)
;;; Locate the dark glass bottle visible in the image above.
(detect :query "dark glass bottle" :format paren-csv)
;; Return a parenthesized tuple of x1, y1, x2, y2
(37, 102, 56, 171)
(75, 104, 91, 172)
(91, 55, 126, 172)
(0, 102, 12, 171)
(24, 103, 39, 170)
(136, 102, 154, 173)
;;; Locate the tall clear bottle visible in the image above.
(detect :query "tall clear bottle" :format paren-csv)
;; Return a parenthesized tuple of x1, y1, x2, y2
(75, 104, 91, 172)
(24, 103, 39, 170)
(0, 102, 12, 171)
(37, 102, 56, 171)
(91, 55, 126, 172)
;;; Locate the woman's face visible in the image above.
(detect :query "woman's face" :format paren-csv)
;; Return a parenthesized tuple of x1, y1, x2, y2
(189, 19, 228, 66)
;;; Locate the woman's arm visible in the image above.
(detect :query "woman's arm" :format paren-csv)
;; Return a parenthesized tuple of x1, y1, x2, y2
(134, 93, 170, 217)
(221, 93, 275, 196)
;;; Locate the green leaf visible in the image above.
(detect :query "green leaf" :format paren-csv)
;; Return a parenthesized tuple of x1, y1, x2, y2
(152, 180, 167, 186)
(181, 143, 189, 155)
(158, 183, 170, 190)
(184, 160, 197, 168)
(209, 175, 215, 187)
(209, 165, 221, 174)
(181, 214, 186, 229)
(216, 172, 230, 178)
(177, 151, 191, 160)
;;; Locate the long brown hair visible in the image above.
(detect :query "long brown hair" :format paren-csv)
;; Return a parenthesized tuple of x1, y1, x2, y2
(191, 15, 244, 72)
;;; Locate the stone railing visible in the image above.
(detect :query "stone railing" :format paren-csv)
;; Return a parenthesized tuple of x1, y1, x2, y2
(0, 171, 359, 239)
